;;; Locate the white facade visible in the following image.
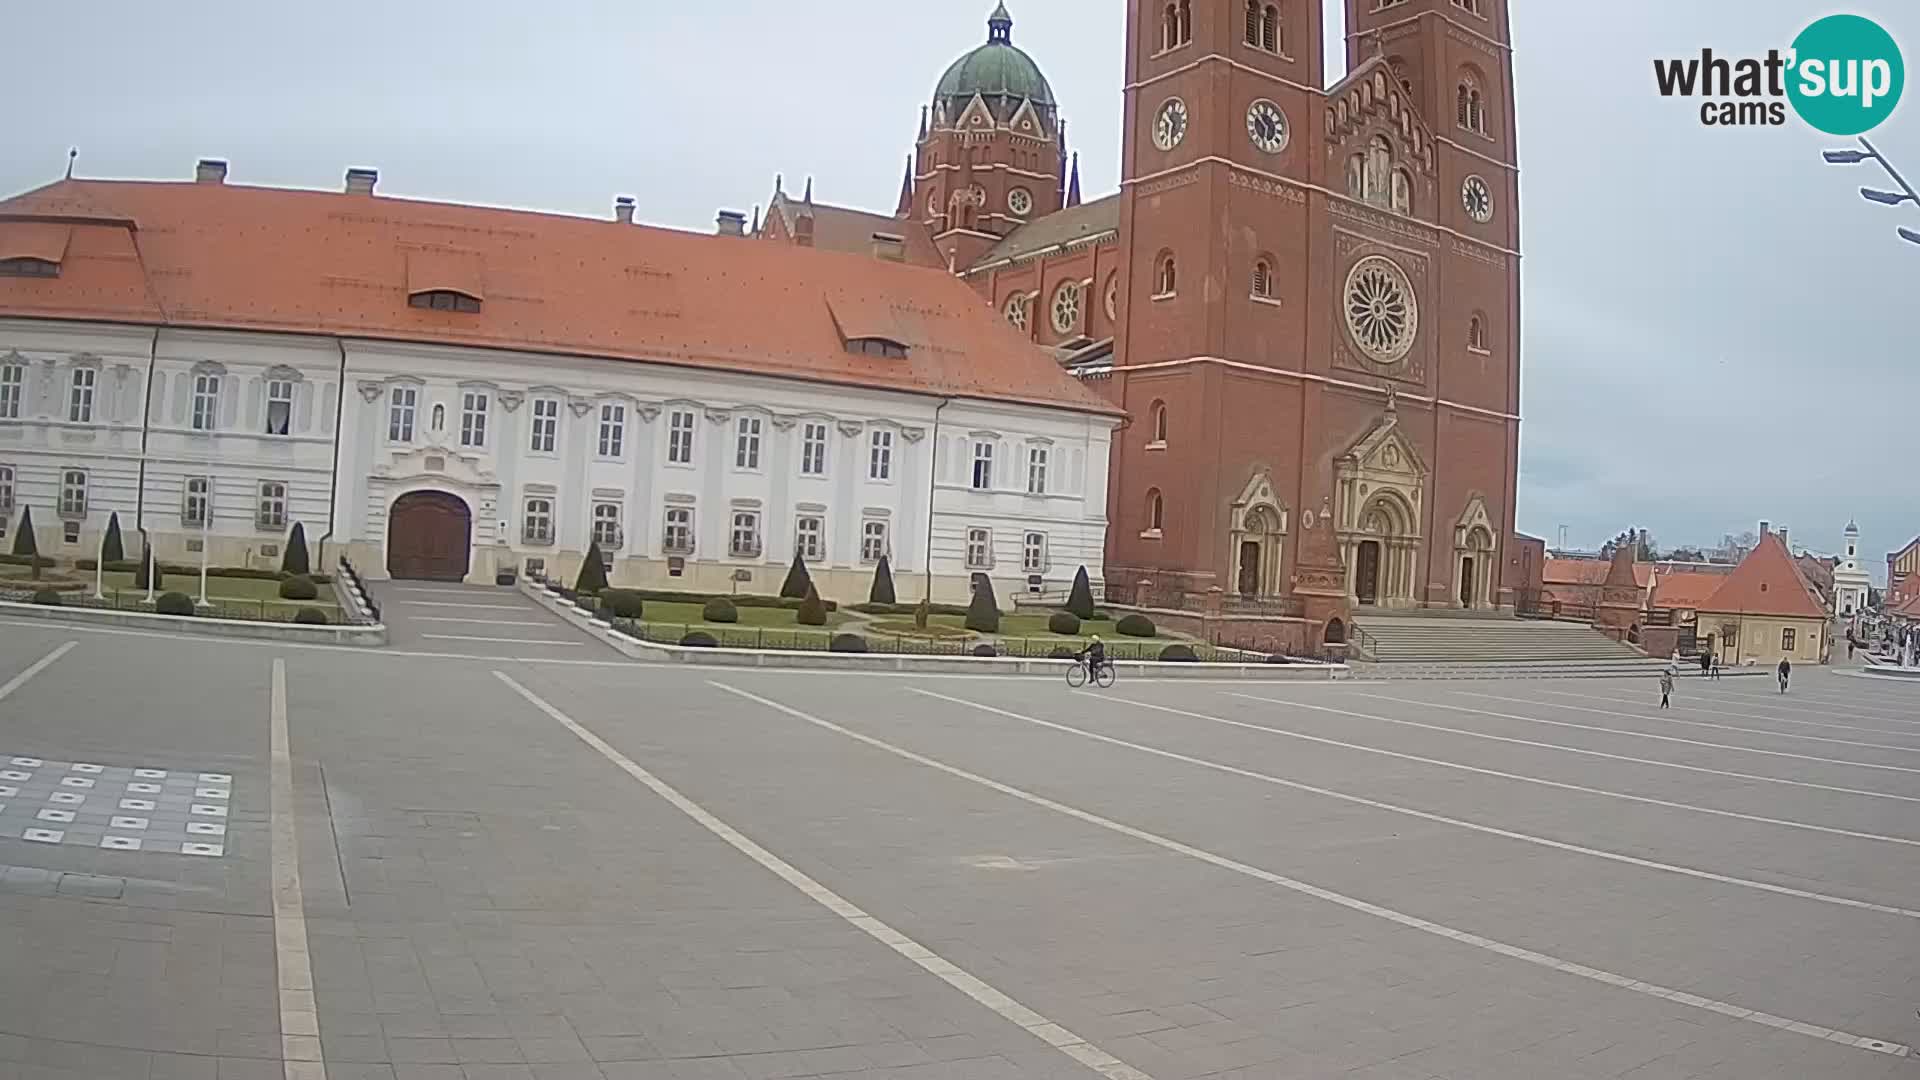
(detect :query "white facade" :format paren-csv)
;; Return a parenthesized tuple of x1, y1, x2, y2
(0, 319, 1115, 606)
(1833, 521, 1873, 618)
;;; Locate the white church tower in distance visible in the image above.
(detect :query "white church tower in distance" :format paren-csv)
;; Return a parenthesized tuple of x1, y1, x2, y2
(1833, 520, 1873, 619)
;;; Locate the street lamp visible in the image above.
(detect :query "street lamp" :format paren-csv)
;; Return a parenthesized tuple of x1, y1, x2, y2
(1821, 136, 1920, 247)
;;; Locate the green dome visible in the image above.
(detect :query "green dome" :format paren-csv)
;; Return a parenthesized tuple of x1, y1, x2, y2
(934, 4, 1055, 108)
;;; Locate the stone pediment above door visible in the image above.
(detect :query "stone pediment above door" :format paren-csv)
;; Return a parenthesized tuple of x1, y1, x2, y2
(1453, 494, 1496, 546)
(1340, 414, 1427, 482)
(374, 444, 497, 489)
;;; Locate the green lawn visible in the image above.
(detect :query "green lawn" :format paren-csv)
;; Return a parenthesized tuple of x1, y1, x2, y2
(631, 600, 849, 630)
(88, 571, 338, 612)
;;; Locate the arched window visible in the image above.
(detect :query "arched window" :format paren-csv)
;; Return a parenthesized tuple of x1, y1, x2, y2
(1456, 82, 1471, 128)
(1468, 314, 1487, 351)
(1262, 5, 1280, 53)
(1177, 0, 1192, 46)
(1155, 252, 1177, 297)
(1251, 258, 1273, 299)
(1458, 74, 1488, 134)
(1390, 168, 1412, 215)
(1163, 4, 1178, 50)
(1244, 0, 1259, 45)
(1147, 489, 1165, 533)
(1151, 401, 1169, 444)
(1469, 88, 1487, 134)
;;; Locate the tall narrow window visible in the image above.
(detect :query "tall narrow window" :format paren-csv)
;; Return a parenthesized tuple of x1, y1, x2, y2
(460, 391, 488, 448)
(598, 403, 626, 458)
(1027, 445, 1049, 496)
(1252, 259, 1273, 298)
(1244, 0, 1259, 45)
(1469, 88, 1486, 133)
(1390, 168, 1412, 215)
(1151, 402, 1169, 444)
(730, 511, 761, 558)
(191, 373, 220, 432)
(591, 502, 622, 548)
(529, 398, 558, 453)
(735, 416, 762, 469)
(795, 515, 825, 562)
(801, 422, 828, 476)
(861, 520, 888, 563)
(1155, 253, 1177, 297)
(1023, 532, 1047, 574)
(869, 429, 893, 480)
(1783, 628, 1797, 652)
(68, 368, 95, 423)
(1147, 489, 1165, 533)
(971, 441, 994, 490)
(667, 409, 695, 464)
(388, 386, 417, 443)
(1163, 2, 1177, 49)
(256, 481, 287, 530)
(1456, 83, 1471, 128)
(663, 506, 694, 553)
(0, 465, 14, 511)
(966, 527, 992, 570)
(1262, 5, 1279, 52)
(1177, 0, 1191, 45)
(523, 497, 554, 544)
(59, 469, 88, 517)
(0, 363, 24, 419)
(266, 379, 294, 435)
(183, 477, 210, 527)
(1468, 315, 1487, 351)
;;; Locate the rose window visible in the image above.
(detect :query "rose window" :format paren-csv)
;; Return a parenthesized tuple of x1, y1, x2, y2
(1005, 294, 1028, 331)
(1051, 282, 1083, 334)
(1344, 256, 1418, 363)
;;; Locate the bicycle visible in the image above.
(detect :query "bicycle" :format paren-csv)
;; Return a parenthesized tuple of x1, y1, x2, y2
(1066, 656, 1116, 688)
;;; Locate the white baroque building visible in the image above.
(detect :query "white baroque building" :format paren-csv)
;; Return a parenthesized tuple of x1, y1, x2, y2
(1833, 520, 1872, 619)
(0, 165, 1118, 605)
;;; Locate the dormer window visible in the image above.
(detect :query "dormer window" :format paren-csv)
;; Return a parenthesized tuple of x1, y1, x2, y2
(846, 337, 909, 359)
(408, 290, 481, 313)
(0, 257, 59, 278)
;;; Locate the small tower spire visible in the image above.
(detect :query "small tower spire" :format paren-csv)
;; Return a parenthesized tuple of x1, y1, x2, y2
(750, 205, 761, 234)
(918, 105, 930, 141)
(802, 176, 813, 205)
(987, 2, 1012, 44)
(895, 155, 915, 217)
(1065, 153, 1082, 208)
(775, 173, 784, 197)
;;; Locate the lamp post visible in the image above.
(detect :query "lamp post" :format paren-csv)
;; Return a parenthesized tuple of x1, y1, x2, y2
(197, 481, 211, 608)
(93, 524, 105, 600)
(1822, 137, 1920, 247)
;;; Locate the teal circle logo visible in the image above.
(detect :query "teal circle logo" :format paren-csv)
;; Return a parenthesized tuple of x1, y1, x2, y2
(1788, 14, 1905, 135)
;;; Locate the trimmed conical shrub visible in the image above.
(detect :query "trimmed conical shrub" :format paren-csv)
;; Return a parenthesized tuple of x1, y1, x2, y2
(964, 577, 1001, 634)
(575, 542, 609, 593)
(12, 506, 38, 580)
(282, 522, 310, 576)
(797, 584, 828, 626)
(780, 552, 813, 600)
(101, 512, 126, 564)
(1067, 565, 1095, 620)
(869, 555, 896, 605)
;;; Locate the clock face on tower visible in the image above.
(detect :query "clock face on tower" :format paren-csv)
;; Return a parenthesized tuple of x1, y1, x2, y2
(1246, 100, 1288, 154)
(1462, 175, 1494, 223)
(1153, 98, 1188, 151)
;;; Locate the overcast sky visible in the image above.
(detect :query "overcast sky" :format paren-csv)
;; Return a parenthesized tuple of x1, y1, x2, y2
(5, 1, 1914, 577)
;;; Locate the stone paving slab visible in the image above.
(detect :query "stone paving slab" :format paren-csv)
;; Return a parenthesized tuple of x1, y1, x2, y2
(0, 754, 230, 856)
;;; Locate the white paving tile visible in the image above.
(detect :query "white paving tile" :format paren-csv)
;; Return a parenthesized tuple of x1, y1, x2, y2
(110, 816, 150, 830)
(190, 804, 228, 818)
(127, 782, 161, 794)
(48, 792, 84, 805)
(58, 777, 95, 789)
(180, 842, 223, 856)
(100, 836, 142, 851)
(22, 829, 63, 844)
(69, 763, 103, 774)
(194, 787, 230, 800)
(119, 798, 156, 811)
(185, 821, 225, 836)
(133, 768, 167, 779)
(35, 809, 75, 824)
(9, 757, 42, 768)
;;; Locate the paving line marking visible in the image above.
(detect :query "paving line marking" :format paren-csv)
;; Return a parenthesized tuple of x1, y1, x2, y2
(391, 587, 499, 595)
(420, 634, 582, 646)
(1468, 690, 1920, 755)
(1105, 695, 1920, 848)
(409, 617, 557, 626)
(909, 690, 1920, 922)
(0, 641, 78, 702)
(716, 682, 1909, 1061)
(1693, 686, 1920, 727)
(495, 671, 1152, 1080)
(393, 601, 531, 610)
(1442, 691, 1920, 775)
(1234, 692, 1920, 805)
(270, 659, 325, 1080)
(1523, 686, 1920, 739)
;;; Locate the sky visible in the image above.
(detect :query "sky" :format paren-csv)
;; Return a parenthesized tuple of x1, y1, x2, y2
(4, 1, 1915, 578)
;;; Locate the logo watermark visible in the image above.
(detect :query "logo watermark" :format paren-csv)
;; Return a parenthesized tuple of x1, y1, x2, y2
(1654, 13, 1903, 133)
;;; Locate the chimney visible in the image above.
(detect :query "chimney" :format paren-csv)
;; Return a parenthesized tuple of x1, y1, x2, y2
(871, 232, 906, 262)
(194, 158, 228, 184)
(1777, 526, 1790, 551)
(716, 210, 747, 237)
(344, 168, 378, 195)
(614, 196, 636, 225)
(1759, 520, 1771, 537)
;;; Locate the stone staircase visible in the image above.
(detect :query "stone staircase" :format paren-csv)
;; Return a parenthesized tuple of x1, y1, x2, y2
(1352, 612, 1663, 679)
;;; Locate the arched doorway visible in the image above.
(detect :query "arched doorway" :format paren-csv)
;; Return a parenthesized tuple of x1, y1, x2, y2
(388, 491, 472, 582)
(1355, 540, 1383, 605)
(1455, 525, 1494, 609)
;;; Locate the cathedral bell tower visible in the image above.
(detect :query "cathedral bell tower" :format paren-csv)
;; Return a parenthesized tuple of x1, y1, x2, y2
(915, 4, 1067, 271)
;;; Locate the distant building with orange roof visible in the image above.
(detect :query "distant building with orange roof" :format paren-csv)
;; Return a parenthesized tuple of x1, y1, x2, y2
(1695, 527, 1829, 666)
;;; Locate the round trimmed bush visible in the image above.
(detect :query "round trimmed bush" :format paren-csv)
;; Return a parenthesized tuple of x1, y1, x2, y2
(1047, 611, 1081, 635)
(830, 633, 869, 654)
(1115, 613, 1156, 637)
(971, 643, 998, 658)
(680, 631, 719, 647)
(1048, 646, 1077, 659)
(31, 589, 61, 607)
(293, 607, 329, 626)
(155, 592, 196, 617)
(1265, 653, 1294, 665)
(278, 575, 319, 601)
(702, 597, 739, 624)
(599, 589, 645, 619)
(1158, 644, 1199, 662)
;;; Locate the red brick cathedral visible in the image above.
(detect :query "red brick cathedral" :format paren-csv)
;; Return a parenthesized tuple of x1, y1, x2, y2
(758, 0, 1520, 622)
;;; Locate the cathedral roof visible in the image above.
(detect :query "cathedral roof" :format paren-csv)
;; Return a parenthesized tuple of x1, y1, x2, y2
(0, 176, 1117, 417)
(761, 190, 943, 267)
(965, 194, 1119, 272)
(934, 5, 1055, 110)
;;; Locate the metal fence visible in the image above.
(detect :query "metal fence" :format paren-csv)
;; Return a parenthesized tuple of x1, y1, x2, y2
(338, 555, 379, 623)
(599, 616, 1306, 664)
(0, 585, 325, 624)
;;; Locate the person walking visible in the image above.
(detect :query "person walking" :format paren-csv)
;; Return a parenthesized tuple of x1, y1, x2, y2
(1659, 669, 1674, 710)
(1710, 651, 1722, 680)
(1777, 656, 1792, 694)
(1698, 651, 1711, 677)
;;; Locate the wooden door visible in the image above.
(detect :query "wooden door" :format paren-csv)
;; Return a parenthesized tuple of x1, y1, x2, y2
(387, 491, 472, 582)
(1459, 556, 1476, 607)
(1356, 541, 1381, 606)
(1237, 541, 1261, 598)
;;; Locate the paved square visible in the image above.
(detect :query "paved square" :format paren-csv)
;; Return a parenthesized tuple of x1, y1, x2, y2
(0, 618, 1916, 1079)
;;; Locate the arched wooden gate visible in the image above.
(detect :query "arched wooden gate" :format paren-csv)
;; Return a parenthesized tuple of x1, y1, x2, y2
(387, 491, 472, 582)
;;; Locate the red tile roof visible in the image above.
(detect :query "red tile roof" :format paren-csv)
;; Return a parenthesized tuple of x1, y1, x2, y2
(0, 178, 1116, 416)
(763, 191, 945, 268)
(1652, 571, 1725, 611)
(1698, 532, 1828, 620)
(1544, 557, 1651, 589)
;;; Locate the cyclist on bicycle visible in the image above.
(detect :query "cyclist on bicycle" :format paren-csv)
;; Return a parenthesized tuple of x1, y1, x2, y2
(1079, 635, 1108, 683)
(1777, 656, 1791, 694)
